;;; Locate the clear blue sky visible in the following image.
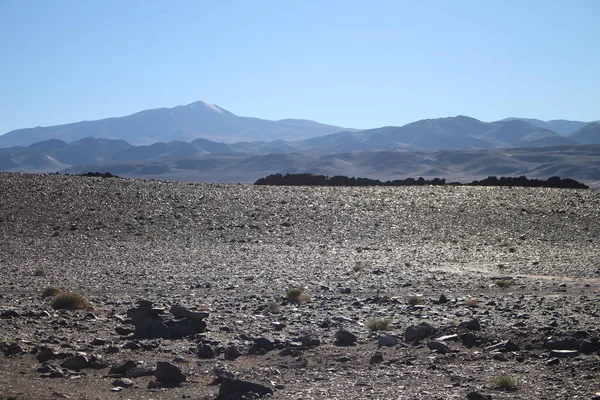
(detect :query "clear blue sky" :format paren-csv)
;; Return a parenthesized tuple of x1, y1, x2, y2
(1, 0, 598, 134)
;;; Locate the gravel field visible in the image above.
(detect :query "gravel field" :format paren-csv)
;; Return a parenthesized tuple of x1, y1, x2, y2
(0, 172, 599, 400)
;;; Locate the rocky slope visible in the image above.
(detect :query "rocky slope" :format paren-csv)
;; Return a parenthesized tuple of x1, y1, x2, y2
(0, 173, 599, 399)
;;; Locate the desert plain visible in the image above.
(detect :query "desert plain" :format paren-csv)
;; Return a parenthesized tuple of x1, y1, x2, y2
(0, 172, 599, 399)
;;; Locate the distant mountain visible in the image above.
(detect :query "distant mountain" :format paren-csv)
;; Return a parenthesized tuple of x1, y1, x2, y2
(56, 145, 600, 186)
(0, 136, 231, 170)
(0, 100, 353, 148)
(568, 122, 600, 144)
(499, 118, 594, 135)
(292, 116, 578, 152)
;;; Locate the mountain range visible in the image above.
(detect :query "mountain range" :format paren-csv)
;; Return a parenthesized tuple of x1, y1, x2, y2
(1, 100, 599, 187)
(0, 100, 354, 147)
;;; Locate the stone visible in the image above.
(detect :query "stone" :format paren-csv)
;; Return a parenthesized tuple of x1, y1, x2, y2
(154, 361, 185, 384)
(404, 322, 434, 342)
(427, 341, 451, 354)
(334, 330, 357, 346)
(115, 326, 134, 336)
(484, 340, 519, 353)
(36, 346, 56, 362)
(197, 343, 216, 359)
(579, 340, 596, 354)
(169, 304, 209, 321)
(299, 334, 321, 347)
(216, 378, 274, 399)
(369, 353, 384, 364)
(438, 294, 449, 304)
(91, 338, 106, 346)
(60, 354, 90, 370)
(126, 367, 155, 378)
(37, 362, 68, 378)
(436, 334, 459, 342)
(549, 350, 578, 358)
(459, 319, 481, 331)
(112, 378, 134, 388)
(546, 358, 560, 366)
(253, 337, 275, 352)
(0, 309, 21, 319)
(544, 338, 575, 350)
(378, 335, 399, 347)
(224, 346, 241, 360)
(466, 392, 492, 400)
(108, 360, 137, 377)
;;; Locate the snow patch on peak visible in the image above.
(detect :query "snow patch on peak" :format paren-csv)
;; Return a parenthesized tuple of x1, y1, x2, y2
(203, 101, 224, 114)
(187, 100, 225, 114)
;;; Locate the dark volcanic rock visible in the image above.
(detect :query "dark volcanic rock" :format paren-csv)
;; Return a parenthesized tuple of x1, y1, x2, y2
(459, 319, 481, 331)
(216, 379, 274, 400)
(405, 322, 434, 342)
(154, 361, 185, 384)
(334, 330, 357, 346)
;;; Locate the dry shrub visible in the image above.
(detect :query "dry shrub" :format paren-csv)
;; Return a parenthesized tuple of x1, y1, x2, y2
(286, 287, 305, 301)
(465, 298, 478, 307)
(41, 286, 61, 298)
(366, 317, 391, 331)
(492, 374, 517, 391)
(407, 296, 425, 306)
(51, 292, 90, 310)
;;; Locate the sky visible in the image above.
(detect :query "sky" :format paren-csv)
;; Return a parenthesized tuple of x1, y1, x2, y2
(0, 0, 599, 134)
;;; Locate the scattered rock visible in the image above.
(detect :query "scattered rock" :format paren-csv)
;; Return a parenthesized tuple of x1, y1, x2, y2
(216, 378, 274, 400)
(61, 354, 90, 370)
(334, 330, 357, 346)
(427, 341, 451, 354)
(549, 350, 579, 358)
(466, 392, 492, 400)
(112, 378, 135, 388)
(126, 301, 208, 339)
(370, 353, 384, 364)
(459, 319, 481, 331)
(378, 335, 399, 347)
(404, 322, 434, 342)
(224, 346, 241, 360)
(198, 343, 216, 359)
(154, 361, 185, 384)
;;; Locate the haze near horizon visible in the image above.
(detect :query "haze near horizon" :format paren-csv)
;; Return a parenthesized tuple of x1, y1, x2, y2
(0, 0, 599, 135)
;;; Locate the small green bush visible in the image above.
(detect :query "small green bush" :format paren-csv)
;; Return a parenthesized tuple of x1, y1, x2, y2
(492, 374, 517, 391)
(407, 296, 425, 306)
(51, 292, 90, 310)
(268, 301, 281, 314)
(41, 286, 61, 298)
(353, 262, 365, 272)
(495, 279, 513, 288)
(286, 287, 305, 301)
(366, 317, 392, 331)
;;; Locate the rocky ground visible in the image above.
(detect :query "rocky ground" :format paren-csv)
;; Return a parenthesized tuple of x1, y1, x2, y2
(0, 172, 599, 400)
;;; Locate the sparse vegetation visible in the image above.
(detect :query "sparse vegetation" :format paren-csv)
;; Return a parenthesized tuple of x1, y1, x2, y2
(407, 296, 426, 306)
(465, 298, 478, 307)
(50, 292, 90, 310)
(268, 301, 281, 314)
(495, 279, 513, 288)
(41, 286, 61, 298)
(286, 287, 305, 302)
(366, 317, 392, 331)
(297, 293, 311, 303)
(353, 262, 365, 272)
(492, 374, 517, 391)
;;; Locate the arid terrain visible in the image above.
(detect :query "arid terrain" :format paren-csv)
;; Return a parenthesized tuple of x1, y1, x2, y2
(0, 172, 599, 400)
